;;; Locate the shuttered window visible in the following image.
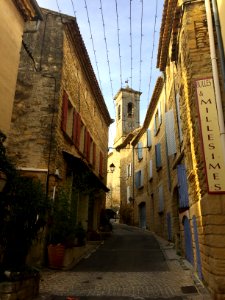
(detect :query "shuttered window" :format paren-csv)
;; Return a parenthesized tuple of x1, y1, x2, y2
(149, 160, 153, 180)
(155, 143, 162, 170)
(165, 109, 176, 156)
(127, 186, 131, 202)
(175, 93, 183, 143)
(158, 184, 164, 213)
(135, 170, 143, 189)
(127, 163, 132, 177)
(177, 164, 189, 209)
(147, 129, 152, 148)
(92, 143, 96, 167)
(137, 142, 143, 160)
(61, 91, 68, 132)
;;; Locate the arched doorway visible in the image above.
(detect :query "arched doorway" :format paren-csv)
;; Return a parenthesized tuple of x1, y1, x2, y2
(183, 216, 194, 265)
(139, 202, 146, 229)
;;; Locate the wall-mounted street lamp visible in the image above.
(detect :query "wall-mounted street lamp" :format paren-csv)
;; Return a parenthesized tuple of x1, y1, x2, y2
(108, 163, 115, 173)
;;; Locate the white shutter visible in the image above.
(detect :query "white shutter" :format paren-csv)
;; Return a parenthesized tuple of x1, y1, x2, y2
(165, 109, 177, 156)
(129, 162, 132, 177)
(158, 102, 162, 125)
(176, 94, 183, 142)
(127, 186, 130, 202)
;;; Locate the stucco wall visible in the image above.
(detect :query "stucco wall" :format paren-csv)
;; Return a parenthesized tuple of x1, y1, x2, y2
(0, 0, 24, 136)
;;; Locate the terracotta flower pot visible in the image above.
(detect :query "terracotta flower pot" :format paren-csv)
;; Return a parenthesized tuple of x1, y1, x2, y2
(47, 244, 65, 269)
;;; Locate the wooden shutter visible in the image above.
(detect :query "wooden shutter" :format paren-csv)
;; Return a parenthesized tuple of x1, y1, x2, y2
(175, 93, 183, 142)
(158, 102, 162, 125)
(155, 143, 162, 170)
(138, 142, 143, 160)
(92, 143, 96, 167)
(76, 113, 81, 148)
(177, 164, 189, 208)
(127, 186, 130, 202)
(158, 184, 164, 213)
(61, 91, 68, 132)
(149, 160, 153, 180)
(147, 129, 152, 148)
(165, 109, 176, 156)
(72, 110, 78, 145)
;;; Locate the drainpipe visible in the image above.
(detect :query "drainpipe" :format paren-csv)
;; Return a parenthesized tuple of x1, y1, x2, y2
(205, 0, 225, 162)
(211, 0, 225, 90)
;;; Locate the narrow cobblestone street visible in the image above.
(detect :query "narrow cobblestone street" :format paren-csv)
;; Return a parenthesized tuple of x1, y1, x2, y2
(36, 224, 211, 300)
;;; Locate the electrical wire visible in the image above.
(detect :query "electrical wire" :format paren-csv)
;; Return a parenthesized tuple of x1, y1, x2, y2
(147, 0, 158, 103)
(84, 0, 103, 91)
(70, 0, 77, 18)
(99, 0, 115, 105)
(115, 0, 123, 88)
(139, 0, 144, 92)
(129, 0, 133, 88)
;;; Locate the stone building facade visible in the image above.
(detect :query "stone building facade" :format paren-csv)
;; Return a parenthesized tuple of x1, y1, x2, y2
(0, 0, 42, 137)
(7, 9, 112, 247)
(108, 0, 225, 297)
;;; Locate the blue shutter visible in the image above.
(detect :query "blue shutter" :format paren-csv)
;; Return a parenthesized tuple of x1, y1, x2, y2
(192, 215, 203, 279)
(177, 164, 189, 208)
(158, 185, 164, 213)
(165, 110, 176, 156)
(167, 212, 172, 241)
(138, 142, 143, 160)
(149, 160, 153, 180)
(135, 171, 140, 188)
(155, 143, 162, 170)
(140, 169, 144, 187)
(147, 129, 152, 148)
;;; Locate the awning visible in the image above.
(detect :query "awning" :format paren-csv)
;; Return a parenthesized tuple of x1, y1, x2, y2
(62, 151, 109, 193)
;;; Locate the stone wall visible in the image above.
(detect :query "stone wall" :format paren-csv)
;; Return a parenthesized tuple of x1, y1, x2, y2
(0, 0, 24, 136)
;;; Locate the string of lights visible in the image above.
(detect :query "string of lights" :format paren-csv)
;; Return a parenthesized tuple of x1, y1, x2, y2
(70, 0, 77, 18)
(129, 0, 133, 89)
(139, 0, 144, 92)
(147, 0, 158, 104)
(115, 0, 123, 88)
(99, 0, 115, 104)
(83, 0, 103, 91)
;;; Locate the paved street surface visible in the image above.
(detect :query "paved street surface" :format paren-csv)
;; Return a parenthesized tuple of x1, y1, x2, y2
(36, 224, 211, 300)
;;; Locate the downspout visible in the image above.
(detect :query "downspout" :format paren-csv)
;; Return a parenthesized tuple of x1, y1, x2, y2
(205, 0, 225, 162)
(211, 0, 225, 89)
(132, 145, 135, 225)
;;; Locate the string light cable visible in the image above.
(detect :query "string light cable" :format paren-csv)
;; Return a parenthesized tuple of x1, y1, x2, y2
(115, 0, 123, 88)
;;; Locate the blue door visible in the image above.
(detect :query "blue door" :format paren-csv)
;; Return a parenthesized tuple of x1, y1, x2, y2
(183, 216, 194, 265)
(193, 215, 203, 279)
(139, 202, 146, 229)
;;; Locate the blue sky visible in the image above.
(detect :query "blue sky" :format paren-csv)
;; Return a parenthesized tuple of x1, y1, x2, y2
(36, 0, 164, 147)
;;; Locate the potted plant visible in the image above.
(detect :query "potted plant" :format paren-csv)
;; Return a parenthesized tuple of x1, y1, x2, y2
(0, 131, 50, 299)
(47, 188, 76, 268)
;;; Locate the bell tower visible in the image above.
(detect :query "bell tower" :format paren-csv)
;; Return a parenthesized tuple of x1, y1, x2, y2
(113, 85, 141, 147)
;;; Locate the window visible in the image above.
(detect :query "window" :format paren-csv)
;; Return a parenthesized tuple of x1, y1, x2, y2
(127, 163, 132, 177)
(147, 129, 152, 148)
(127, 102, 133, 117)
(92, 143, 96, 167)
(155, 143, 162, 170)
(158, 184, 164, 213)
(165, 109, 176, 156)
(177, 164, 189, 209)
(154, 102, 162, 136)
(72, 110, 81, 148)
(118, 105, 121, 120)
(137, 142, 143, 160)
(135, 170, 143, 189)
(61, 91, 73, 138)
(149, 160, 153, 180)
(175, 93, 183, 143)
(127, 186, 131, 203)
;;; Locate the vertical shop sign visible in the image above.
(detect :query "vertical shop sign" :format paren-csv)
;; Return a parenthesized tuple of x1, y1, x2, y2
(196, 78, 225, 193)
